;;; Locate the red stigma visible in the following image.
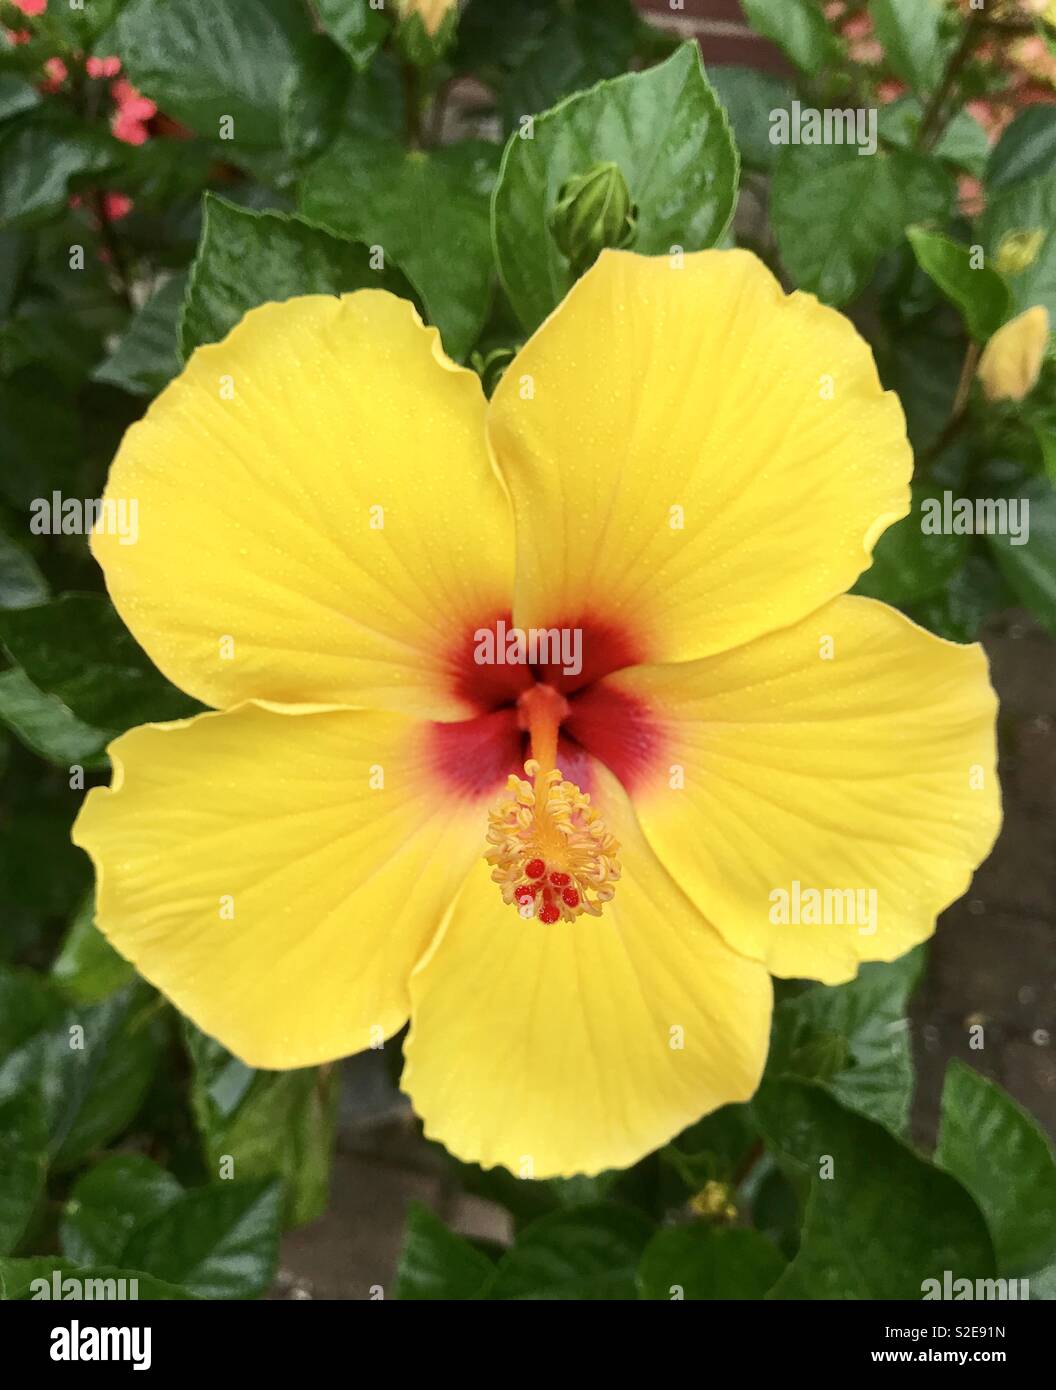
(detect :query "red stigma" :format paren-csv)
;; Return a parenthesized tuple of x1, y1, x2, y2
(525, 858, 546, 879)
(538, 902, 560, 924)
(549, 871, 571, 887)
(562, 888, 580, 908)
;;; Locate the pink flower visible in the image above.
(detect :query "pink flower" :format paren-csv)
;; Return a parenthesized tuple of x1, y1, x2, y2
(87, 55, 121, 79)
(843, 12, 874, 40)
(877, 79, 907, 104)
(849, 39, 885, 65)
(12, 0, 47, 16)
(110, 78, 157, 145)
(957, 175, 986, 219)
(41, 55, 67, 92)
(102, 192, 133, 221)
(3, 27, 31, 44)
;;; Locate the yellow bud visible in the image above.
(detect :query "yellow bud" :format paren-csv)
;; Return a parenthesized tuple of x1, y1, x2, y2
(689, 1180, 737, 1222)
(977, 306, 1051, 403)
(995, 230, 1046, 276)
(397, 0, 458, 37)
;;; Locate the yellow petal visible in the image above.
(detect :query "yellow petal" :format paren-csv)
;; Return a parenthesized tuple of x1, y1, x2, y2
(604, 597, 1001, 984)
(487, 249, 910, 663)
(977, 305, 1050, 403)
(93, 292, 514, 719)
(402, 763, 772, 1178)
(71, 703, 496, 1067)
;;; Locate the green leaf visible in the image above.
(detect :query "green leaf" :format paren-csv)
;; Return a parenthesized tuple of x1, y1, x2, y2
(0, 1256, 193, 1301)
(0, 529, 48, 609)
(983, 109, 1056, 318)
(0, 369, 81, 507)
(315, 0, 389, 69)
(491, 43, 738, 334)
(638, 1225, 785, 1300)
(395, 1202, 495, 1300)
(910, 552, 1011, 642)
(0, 75, 39, 122)
(61, 1154, 183, 1267)
(986, 476, 1056, 634)
(114, 0, 316, 147)
(869, 0, 948, 95)
(0, 668, 109, 768)
(988, 107, 1056, 194)
(301, 137, 498, 359)
(907, 227, 1011, 342)
(181, 195, 414, 357)
(0, 1088, 47, 1256)
(854, 482, 968, 606)
(483, 1204, 654, 1299)
(94, 274, 186, 396)
(878, 97, 990, 176)
(0, 124, 110, 229)
(741, 0, 836, 76)
(121, 1179, 283, 1299)
(772, 144, 954, 305)
(495, 0, 639, 133)
(765, 949, 924, 1134)
(706, 66, 794, 173)
(0, 594, 198, 732)
(44, 984, 163, 1169)
(935, 1062, 1056, 1278)
(184, 1026, 336, 1228)
(757, 1083, 995, 1299)
(52, 897, 134, 1004)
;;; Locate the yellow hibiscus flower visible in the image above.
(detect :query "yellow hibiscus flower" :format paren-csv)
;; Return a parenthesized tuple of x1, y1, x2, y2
(72, 250, 1001, 1178)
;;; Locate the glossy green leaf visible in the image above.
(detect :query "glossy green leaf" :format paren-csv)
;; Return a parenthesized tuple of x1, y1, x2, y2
(936, 1062, 1056, 1278)
(869, 0, 948, 94)
(94, 274, 186, 396)
(986, 476, 1056, 634)
(854, 483, 968, 606)
(181, 195, 414, 356)
(121, 1179, 283, 1299)
(314, 0, 390, 70)
(114, 0, 316, 147)
(301, 136, 498, 358)
(52, 897, 135, 1004)
(0, 594, 198, 732)
(773, 144, 954, 305)
(766, 949, 925, 1134)
(741, 0, 837, 76)
(638, 1225, 785, 1300)
(706, 66, 794, 173)
(395, 1203, 495, 1300)
(0, 1088, 47, 1256)
(0, 668, 109, 768)
(907, 227, 1011, 341)
(757, 1083, 995, 1299)
(61, 1154, 183, 1267)
(988, 107, 1056, 194)
(184, 1026, 336, 1228)
(0, 125, 110, 229)
(0, 1256, 193, 1301)
(484, 1204, 653, 1299)
(492, 43, 738, 334)
(0, 529, 48, 609)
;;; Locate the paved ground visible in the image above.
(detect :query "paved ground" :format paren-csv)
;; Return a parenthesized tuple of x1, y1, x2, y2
(275, 614, 1056, 1299)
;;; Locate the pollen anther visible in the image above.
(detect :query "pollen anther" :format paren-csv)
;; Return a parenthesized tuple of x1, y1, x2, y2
(485, 758, 621, 923)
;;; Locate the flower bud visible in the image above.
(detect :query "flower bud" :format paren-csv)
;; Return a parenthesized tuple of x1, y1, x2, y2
(978, 306, 1051, 403)
(549, 162, 637, 276)
(396, 0, 458, 65)
(995, 229, 1045, 277)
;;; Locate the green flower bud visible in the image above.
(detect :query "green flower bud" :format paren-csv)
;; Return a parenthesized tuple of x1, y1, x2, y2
(549, 162, 637, 276)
